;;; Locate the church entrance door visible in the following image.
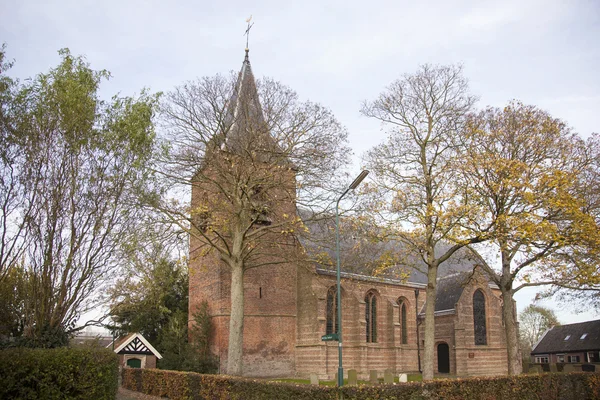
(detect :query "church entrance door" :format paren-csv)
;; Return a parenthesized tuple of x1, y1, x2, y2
(437, 343, 450, 373)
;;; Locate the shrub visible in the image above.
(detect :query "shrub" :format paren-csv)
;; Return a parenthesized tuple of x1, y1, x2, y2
(123, 369, 600, 400)
(122, 368, 337, 400)
(0, 346, 118, 399)
(340, 373, 600, 400)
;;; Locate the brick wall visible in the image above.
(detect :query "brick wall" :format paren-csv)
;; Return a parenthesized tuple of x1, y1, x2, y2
(189, 162, 301, 377)
(452, 270, 508, 376)
(296, 273, 425, 379)
(297, 268, 509, 379)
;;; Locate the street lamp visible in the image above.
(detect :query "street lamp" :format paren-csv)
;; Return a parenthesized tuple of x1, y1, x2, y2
(415, 289, 422, 373)
(336, 170, 369, 387)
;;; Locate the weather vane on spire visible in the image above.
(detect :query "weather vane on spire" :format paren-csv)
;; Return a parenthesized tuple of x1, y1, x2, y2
(244, 15, 254, 51)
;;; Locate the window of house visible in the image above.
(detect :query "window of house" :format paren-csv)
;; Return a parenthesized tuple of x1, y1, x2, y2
(557, 354, 565, 363)
(580, 333, 588, 340)
(564, 335, 571, 341)
(568, 355, 580, 363)
(535, 356, 549, 364)
(473, 289, 487, 345)
(326, 286, 337, 335)
(365, 291, 377, 343)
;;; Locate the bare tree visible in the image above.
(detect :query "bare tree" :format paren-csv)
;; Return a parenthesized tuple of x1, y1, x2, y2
(519, 305, 559, 354)
(361, 64, 486, 380)
(154, 54, 351, 375)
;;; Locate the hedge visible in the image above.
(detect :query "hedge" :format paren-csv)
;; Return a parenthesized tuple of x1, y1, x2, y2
(123, 369, 600, 400)
(0, 346, 118, 400)
(340, 373, 600, 399)
(122, 369, 337, 400)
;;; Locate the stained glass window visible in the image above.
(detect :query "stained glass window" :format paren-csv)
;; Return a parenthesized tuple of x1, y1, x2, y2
(473, 289, 487, 345)
(401, 301, 408, 344)
(326, 286, 337, 335)
(365, 291, 377, 343)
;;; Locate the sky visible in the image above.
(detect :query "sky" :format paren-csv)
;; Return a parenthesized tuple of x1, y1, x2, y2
(2, 0, 599, 324)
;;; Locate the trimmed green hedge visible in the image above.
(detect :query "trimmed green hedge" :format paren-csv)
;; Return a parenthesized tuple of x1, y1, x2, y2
(340, 373, 600, 399)
(123, 369, 600, 400)
(122, 369, 336, 400)
(0, 346, 118, 400)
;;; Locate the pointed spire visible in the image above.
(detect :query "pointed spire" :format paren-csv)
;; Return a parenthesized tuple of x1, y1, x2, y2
(220, 48, 275, 158)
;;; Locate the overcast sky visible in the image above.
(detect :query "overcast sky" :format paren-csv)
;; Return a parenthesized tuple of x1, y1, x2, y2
(2, 0, 599, 324)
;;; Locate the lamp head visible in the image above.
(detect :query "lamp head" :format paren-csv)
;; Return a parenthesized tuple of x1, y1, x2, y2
(349, 170, 369, 190)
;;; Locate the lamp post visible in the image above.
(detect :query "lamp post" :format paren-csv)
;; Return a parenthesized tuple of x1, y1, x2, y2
(336, 170, 369, 387)
(415, 289, 422, 373)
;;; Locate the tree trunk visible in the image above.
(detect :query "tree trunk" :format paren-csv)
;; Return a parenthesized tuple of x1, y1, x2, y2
(422, 263, 438, 381)
(227, 263, 244, 375)
(501, 289, 522, 375)
(500, 248, 522, 375)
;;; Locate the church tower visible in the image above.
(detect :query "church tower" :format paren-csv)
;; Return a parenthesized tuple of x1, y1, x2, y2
(188, 49, 300, 377)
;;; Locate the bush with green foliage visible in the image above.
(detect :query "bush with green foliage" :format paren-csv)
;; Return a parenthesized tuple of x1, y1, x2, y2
(123, 369, 600, 400)
(0, 347, 118, 399)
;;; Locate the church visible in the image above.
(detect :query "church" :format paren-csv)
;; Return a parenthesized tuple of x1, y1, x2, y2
(188, 49, 510, 379)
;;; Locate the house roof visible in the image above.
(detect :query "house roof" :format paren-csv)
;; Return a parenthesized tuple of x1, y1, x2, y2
(531, 319, 600, 355)
(107, 332, 163, 359)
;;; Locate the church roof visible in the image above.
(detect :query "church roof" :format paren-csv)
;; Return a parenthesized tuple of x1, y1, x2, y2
(315, 267, 426, 289)
(433, 272, 471, 312)
(531, 319, 600, 355)
(216, 49, 279, 158)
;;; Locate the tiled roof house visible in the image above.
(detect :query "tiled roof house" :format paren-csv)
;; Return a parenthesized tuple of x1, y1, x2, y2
(531, 319, 600, 364)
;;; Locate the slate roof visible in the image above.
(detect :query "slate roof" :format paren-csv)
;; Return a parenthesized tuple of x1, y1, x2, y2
(301, 209, 490, 312)
(315, 268, 426, 289)
(213, 49, 281, 160)
(531, 319, 600, 355)
(434, 272, 471, 312)
(299, 209, 481, 285)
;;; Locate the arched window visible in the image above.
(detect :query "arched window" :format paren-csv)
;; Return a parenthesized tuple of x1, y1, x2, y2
(473, 289, 487, 345)
(326, 286, 337, 335)
(365, 291, 377, 343)
(398, 297, 408, 344)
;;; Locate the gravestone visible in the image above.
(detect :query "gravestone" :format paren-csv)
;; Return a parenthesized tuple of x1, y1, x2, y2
(369, 370, 378, 384)
(348, 369, 358, 385)
(384, 370, 394, 384)
(399, 373, 408, 383)
(310, 373, 319, 385)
